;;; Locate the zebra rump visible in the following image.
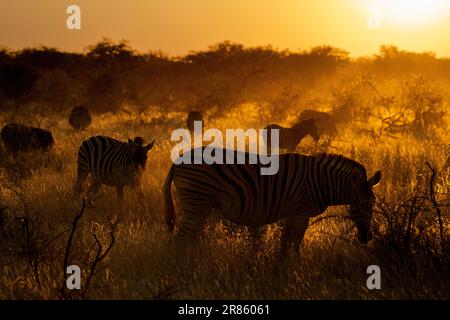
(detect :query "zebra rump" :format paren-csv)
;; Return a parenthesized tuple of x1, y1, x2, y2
(69, 106, 92, 131)
(1, 123, 54, 155)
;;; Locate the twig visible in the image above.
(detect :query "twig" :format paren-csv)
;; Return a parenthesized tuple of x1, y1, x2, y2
(59, 199, 86, 299)
(426, 162, 445, 244)
(81, 220, 118, 298)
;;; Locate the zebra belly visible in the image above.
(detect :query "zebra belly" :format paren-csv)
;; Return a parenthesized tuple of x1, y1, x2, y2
(217, 194, 290, 227)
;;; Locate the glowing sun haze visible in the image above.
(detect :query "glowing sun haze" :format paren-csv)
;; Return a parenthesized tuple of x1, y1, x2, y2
(0, 0, 449, 57)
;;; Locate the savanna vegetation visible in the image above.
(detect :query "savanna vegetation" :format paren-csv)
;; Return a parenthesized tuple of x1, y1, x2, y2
(0, 40, 449, 299)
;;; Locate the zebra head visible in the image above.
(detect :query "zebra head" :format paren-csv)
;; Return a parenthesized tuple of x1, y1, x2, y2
(296, 119, 320, 141)
(307, 119, 320, 141)
(127, 137, 156, 170)
(349, 170, 382, 244)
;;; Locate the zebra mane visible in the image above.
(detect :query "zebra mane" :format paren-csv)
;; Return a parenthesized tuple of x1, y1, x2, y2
(315, 153, 367, 178)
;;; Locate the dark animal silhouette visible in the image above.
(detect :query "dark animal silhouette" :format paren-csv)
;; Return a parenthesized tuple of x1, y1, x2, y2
(69, 106, 92, 131)
(264, 119, 319, 152)
(73, 135, 155, 203)
(298, 109, 338, 139)
(1, 123, 54, 156)
(186, 111, 203, 133)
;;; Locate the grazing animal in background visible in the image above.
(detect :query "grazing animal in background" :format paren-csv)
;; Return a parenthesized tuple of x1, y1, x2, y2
(69, 106, 92, 131)
(186, 111, 203, 133)
(298, 109, 338, 139)
(73, 135, 155, 203)
(163, 148, 382, 257)
(0, 123, 54, 157)
(264, 119, 319, 153)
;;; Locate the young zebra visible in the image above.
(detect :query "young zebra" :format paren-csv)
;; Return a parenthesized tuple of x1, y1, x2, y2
(163, 148, 382, 256)
(264, 119, 319, 153)
(1, 123, 54, 157)
(298, 109, 338, 139)
(186, 111, 203, 132)
(69, 106, 92, 131)
(73, 135, 155, 203)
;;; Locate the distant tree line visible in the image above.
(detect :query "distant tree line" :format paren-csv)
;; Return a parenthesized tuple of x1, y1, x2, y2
(1, 39, 449, 116)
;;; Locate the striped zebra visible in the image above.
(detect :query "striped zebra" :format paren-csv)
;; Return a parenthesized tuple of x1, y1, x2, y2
(264, 119, 319, 153)
(1, 123, 54, 157)
(163, 148, 381, 255)
(186, 111, 203, 133)
(298, 109, 338, 139)
(73, 135, 155, 202)
(69, 106, 92, 131)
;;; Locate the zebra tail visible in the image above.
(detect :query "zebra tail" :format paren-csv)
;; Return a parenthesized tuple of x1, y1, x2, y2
(162, 164, 176, 234)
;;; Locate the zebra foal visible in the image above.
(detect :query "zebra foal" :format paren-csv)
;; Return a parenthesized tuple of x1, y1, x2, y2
(73, 135, 155, 203)
(264, 119, 319, 153)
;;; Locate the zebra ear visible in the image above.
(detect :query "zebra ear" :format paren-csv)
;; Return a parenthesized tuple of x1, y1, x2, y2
(145, 140, 155, 152)
(368, 170, 382, 188)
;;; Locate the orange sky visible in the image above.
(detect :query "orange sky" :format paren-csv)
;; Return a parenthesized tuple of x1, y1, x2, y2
(1, 0, 450, 57)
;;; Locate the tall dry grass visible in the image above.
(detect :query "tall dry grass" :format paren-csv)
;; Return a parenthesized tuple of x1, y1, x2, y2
(0, 97, 449, 299)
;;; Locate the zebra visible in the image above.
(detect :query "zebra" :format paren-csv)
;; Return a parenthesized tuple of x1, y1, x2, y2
(298, 109, 338, 139)
(264, 119, 319, 153)
(163, 148, 382, 256)
(69, 106, 92, 131)
(186, 111, 203, 133)
(73, 135, 155, 203)
(1, 123, 54, 157)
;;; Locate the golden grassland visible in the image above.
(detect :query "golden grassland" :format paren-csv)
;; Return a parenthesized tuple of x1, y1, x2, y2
(0, 101, 449, 299)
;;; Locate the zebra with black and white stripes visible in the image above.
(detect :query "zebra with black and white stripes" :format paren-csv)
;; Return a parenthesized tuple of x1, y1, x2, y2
(298, 109, 338, 139)
(186, 111, 203, 133)
(73, 135, 155, 202)
(264, 119, 319, 153)
(163, 148, 381, 255)
(1, 123, 54, 157)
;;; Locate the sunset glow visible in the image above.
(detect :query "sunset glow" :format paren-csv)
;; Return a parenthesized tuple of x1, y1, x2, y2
(0, 0, 450, 56)
(379, 0, 450, 27)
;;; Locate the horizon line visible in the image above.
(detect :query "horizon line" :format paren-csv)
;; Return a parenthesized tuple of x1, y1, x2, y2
(1, 39, 449, 60)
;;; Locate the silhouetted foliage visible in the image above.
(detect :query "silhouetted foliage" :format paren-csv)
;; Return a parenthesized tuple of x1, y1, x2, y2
(1, 40, 450, 121)
(0, 62, 39, 101)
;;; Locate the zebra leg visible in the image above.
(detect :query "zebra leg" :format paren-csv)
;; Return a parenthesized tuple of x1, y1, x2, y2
(73, 171, 89, 198)
(85, 179, 102, 202)
(131, 183, 147, 214)
(116, 185, 124, 202)
(175, 208, 209, 245)
(114, 186, 125, 215)
(279, 215, 310, 259)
